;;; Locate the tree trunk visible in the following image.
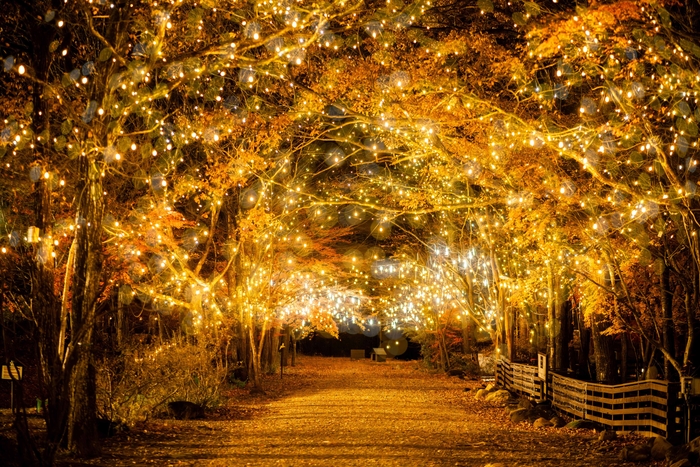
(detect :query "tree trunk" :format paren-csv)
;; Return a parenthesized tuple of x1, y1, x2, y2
(646, 346, 660, 379)
(239, 320, 250, 381)
(578, 325, 591, 380)
(486, 241, 509, 360)
(684, 286, 699, 371)
(546, 265, 556, 369)
(282, 324, 290, 367)
(631, 334, 642, 380)
(496, 325, 506, 359)
(116, 292, 126, 348)
(261, 327, 276, 373)
(641, 340, 651, 375)
(67, 351, 98, 457)
(461, 317, 473, 356)
(528, 312, 538, 358)
(65, 2, 130, 456)
(436, 327, 450, 370)
(460, 272, 479, 366)
(537, 316, 546, 355)
(14, 2, 129, 462)
(271, 328, 280, 371)
(248, 323, 263, 393)
(291, 335, 297, 367)
(504, 307, 515, 361)
(225, 197, 248, 380)
(564, 301, 573, 371)
(553, 298, 569, 372)
(66, 152, 104, 457)
(591, 314, 618, 383)
(17, 13, 64, 467)
(620, 332, 628, 383)
(661, 260, 675, 380)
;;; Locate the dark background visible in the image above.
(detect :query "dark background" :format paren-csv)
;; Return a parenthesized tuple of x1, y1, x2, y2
(298, 332, 421, 360)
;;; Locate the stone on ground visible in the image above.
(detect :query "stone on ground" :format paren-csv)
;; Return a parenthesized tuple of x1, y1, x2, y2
(529, 402, 556, 420)
(565, 419, 600, 430)
(509, 405, 559, 424)
(620, 444, 651, 462)
(510, 408, 529, 424)
(690, 435, 700, 453)
(598, 430, 616, 441)
(485, 389, 511, 404)
(518, 398, 533, 410)
(550, 416, 566, 428)
(670, 459, 692, 467)
(667, 444, 694, 464)
(533, 417, 553, 428)
(651, 436, 673, 460)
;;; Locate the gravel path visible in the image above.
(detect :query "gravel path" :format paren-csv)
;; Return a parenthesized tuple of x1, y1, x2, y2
(83, 357, 644, 466)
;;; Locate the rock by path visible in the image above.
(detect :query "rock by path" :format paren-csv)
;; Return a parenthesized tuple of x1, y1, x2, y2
(79, 357, 651, 466)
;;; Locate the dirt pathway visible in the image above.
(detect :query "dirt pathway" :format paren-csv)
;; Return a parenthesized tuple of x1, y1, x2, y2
(81, 357, 643, 466)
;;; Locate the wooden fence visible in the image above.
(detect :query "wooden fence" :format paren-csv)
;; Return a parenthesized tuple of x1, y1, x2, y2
(496, 359, 685, 442)
(496, 358, 544, 401)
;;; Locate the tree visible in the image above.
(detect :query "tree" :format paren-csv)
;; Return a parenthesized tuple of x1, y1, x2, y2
(2, 0, 365, 460)
(5, 0, 700, 461)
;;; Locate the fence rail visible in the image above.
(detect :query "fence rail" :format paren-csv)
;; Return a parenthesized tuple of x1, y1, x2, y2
(496, 359, 544, 401)
(496, 359, 685, 442)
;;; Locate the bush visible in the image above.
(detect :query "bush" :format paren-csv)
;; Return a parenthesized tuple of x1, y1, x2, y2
(449, 353, 481, 375)
(412, 325, 473, 371)
(96, 341, 227, 425)
(476, 349, 496, 375)
(411, 326, 496, 376)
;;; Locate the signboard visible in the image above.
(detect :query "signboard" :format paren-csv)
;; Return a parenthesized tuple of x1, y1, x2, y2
(2, 362, 23, 380)
(537, 353, 547, 380)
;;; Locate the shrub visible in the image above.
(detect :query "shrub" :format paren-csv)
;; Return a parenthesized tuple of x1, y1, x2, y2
(96, 341, 227, 425)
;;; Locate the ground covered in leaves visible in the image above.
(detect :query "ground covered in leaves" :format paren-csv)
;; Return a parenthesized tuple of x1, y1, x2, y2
(62, 356, 655, 466)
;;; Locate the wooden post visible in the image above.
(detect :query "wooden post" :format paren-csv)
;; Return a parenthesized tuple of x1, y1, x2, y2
(538, 353, 548, 400)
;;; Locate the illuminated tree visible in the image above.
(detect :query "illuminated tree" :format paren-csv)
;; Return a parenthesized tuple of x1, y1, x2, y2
(1, 0, 366, 461)
(498, 0, 700, 378)
(4, 1, 700, 463)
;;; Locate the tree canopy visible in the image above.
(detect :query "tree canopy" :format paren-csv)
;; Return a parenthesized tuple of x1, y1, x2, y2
(2, 0, 700, 463)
